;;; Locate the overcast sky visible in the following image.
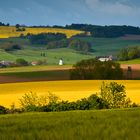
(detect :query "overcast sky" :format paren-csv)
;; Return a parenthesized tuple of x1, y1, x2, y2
(0, 0, 140, 26)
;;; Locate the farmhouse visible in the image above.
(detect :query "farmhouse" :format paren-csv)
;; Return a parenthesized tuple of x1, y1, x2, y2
(97, 55, 113, 62)
(31, 61, 38, 66)
(0, 60, 14, 67)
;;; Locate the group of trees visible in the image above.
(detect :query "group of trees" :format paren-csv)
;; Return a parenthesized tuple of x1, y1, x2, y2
(29, 33, 67, 45)
(68, 39, 92, 52)
(0, 44, 22, 52)
(0, 81, 135, 114)
(70, 59, 123, 80)
(117, 46, 140, 61)
(62, 24, 140, 38)
(0, 22, 9, 26)
(26, 33, 92, 53)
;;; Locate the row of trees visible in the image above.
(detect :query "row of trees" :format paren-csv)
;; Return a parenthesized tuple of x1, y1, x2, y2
(22, 33, 92, 53)
(29, 33, 67, 45)
(62, 24, 140, 38)
(0, 43, 22, 52)
(0, 22, 10, 26)
(0, 82, 135, 114)
(70, 59, 123, 80)
(117, 46, 140, 61)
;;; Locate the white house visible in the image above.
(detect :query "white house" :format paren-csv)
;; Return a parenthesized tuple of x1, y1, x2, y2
(98, 55, 113, 62)
(59, 58, 64, 65)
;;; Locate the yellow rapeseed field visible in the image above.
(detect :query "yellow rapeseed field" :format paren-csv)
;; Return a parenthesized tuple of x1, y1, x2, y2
(0, 80, 140, 107)
(0, 26, 83, 38)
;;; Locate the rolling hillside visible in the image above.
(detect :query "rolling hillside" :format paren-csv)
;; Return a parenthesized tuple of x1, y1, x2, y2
(0, 26, 83, 38)
(0, 109, 140, 140)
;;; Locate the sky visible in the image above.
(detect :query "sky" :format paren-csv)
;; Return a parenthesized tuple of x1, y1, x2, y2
(0, 0, 140, 26)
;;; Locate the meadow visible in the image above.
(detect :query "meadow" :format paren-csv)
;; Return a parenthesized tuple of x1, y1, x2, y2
(0, 80, 140, 107)
(1, 36, 140, 64)
(0, 26, 83, 38)
(0, 108, 140, 140)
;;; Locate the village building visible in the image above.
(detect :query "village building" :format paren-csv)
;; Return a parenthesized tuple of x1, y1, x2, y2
(59, 58, 64, 65)
(0, 60, 14, 67)
(97, 55, 113, 62)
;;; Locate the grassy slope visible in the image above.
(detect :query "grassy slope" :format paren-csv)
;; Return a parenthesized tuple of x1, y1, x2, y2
(0, 48, 94, 64)
(1, 37, 140, 64)
(0, 108, 140, 140)
(119, 58, 140, 64)
(81, 37, 140, 56)
(0, 65, 72, 73)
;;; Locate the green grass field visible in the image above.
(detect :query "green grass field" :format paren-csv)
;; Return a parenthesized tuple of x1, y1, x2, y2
(0, 48, 94, 64)
(119, 58, 140, 64)
(1, 37, 140, 65)
(0, 108, 140, 140)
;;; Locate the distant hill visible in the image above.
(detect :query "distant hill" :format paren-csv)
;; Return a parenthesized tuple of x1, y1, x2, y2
(59, 24, 140, 38)
(0, 26, 83, 38)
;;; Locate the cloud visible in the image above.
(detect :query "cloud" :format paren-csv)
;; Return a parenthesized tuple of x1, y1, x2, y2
(85, 0, 138, 16)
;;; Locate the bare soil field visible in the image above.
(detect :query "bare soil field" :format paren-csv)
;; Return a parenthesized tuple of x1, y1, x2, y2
(120, 34, 140, 40)
(121, 64, 140, 79)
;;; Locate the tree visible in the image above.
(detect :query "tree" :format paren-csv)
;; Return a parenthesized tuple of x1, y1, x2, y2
(1, 43, 22, 51)
(100, 82, 131, 108)
(117, 48, 128, 61)
(16, 58, 28, 66)
(70, 59, 123, 80)
(29, 33, 67, 45)
(68, 39, 92, 52)
(16, 24, 20, 28)
(128, 47, 140, 59)
(19, 92, 59, 111)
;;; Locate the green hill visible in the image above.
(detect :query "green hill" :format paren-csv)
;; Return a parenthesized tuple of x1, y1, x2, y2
(0, 108, 140, 140)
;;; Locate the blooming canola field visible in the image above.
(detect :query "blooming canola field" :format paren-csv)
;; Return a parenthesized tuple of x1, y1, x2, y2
(0, 26, 83, 38)
(0, 80, 140, 107)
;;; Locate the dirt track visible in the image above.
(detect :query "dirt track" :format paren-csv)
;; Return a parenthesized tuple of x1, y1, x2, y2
(0, 64, 140, 84)
(121, 64, 140, 79)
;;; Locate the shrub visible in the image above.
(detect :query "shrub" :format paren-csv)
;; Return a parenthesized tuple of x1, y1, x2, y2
(100, 82, 131, 108)
(0, 105, 8, 114)
(16, 58, 28, 66)
(19, 92, 59, 111)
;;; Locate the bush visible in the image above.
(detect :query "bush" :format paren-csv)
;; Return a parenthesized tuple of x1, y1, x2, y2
(100, 82, 131, 108)
(0, 105, 8, 114)
(16, 58, 28, 66)
(1, 44, 22, 51)
(70, 59, 123, 80)
(19, 92, 59, 111)
(117, 46, 140, 61)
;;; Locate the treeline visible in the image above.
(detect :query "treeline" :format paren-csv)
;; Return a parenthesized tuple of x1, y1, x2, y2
(117, 46, 140, 61)
(29, 33, 67, 45)
(60, 24, 140, 38)
(0, 22, 10, 26)
(21, 33, 92, 53)
(0, 82, 138, 115)
(70, 58, 123, 80)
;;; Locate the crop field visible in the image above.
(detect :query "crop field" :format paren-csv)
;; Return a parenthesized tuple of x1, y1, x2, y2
(0, 80, 140, 107)
(0, 48, 94, 64)
(0, 36, 140, 64)
(0, 108, 140, 140)
(0, 26, 83, 38)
